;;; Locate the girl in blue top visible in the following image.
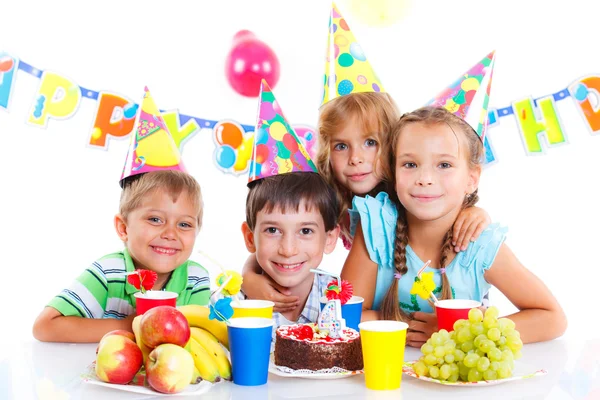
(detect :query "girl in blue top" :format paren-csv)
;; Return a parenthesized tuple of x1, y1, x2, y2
(342, 106, 566, 347)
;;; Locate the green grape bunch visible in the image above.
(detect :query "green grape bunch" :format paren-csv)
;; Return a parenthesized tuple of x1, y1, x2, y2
(412, 306, 523, 383)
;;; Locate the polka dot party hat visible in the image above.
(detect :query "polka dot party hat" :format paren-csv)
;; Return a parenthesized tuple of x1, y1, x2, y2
(120, 86, 186, 187)
(248, 80, 317, 185)
(427, 51, 496, 141)
(321, 2, 386, 107)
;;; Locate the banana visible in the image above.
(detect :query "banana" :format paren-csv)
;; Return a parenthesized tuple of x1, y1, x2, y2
(187, 337, 221, 383)
(132, 315, 153, 365)
(178, 305, 229, 349)
(190, 365, 202, 384)
(190, 327, 232, 380)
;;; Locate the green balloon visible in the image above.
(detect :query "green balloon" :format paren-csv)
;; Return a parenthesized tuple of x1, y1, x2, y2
(276, 141, 291, 159)
(453, 90, 466, 105)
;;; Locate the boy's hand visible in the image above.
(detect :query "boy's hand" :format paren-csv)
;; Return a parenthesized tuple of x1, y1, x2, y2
(242, 272, 299, 313)
(452, 206, 491, 252)
(406, 312, 438, 348)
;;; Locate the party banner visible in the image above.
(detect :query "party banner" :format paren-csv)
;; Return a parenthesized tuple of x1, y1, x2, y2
(1, 51, 599, 173)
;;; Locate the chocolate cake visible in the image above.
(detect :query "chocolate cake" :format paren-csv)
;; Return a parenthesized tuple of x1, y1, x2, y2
(274, 323, 363, 371)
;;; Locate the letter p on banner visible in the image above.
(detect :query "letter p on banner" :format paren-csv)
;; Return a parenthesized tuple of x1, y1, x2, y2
(88, 92, 136, 149)
(28, 71, 81, 128)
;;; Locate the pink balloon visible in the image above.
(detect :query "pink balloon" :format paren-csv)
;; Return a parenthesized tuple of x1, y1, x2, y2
(225, 30, 280, 98)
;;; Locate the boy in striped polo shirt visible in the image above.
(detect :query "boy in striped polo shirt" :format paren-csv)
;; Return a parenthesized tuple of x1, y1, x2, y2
(33, 170, 211, 342)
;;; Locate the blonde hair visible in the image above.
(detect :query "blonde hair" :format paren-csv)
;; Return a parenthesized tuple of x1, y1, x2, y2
(380, 106, 484, 322)
(317, 92, 400, 236)
(119, 171, 204, 229)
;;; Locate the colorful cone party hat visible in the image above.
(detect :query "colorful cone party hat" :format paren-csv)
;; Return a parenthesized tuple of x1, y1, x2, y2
(321, 2, 386, 106)
(120, 86, 186, 187)
(248, 80, 317, 185)
(427, 51, 496, 140)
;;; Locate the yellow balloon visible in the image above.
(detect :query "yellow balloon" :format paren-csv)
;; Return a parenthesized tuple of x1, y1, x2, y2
(233, 136, 253, 172)
(233, 154, 248, 172)
(349, 0, 411, 27)
(461, 77, 480, 92)
(269, 121, 288, 141)
(275, 157, 293, 174)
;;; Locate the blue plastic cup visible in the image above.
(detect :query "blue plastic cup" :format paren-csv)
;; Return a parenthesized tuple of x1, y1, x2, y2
(320, 296, 364, 331)
(227, 317, 274, 386)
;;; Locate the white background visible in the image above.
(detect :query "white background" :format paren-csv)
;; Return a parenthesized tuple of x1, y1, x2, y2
(0, 0, 598, 344)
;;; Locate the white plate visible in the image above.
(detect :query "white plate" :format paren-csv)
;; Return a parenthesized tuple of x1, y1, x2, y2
(81, 361, 215, 396)
(269, 360, 363, 380)
(402, 360, 547, 386)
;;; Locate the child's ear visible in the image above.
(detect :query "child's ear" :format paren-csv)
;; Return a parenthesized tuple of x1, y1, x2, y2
(323, 225, 340, 255)
(241, 222, 256, 253)
(114, 214, 128, 242)
(467, 165, 482, 195)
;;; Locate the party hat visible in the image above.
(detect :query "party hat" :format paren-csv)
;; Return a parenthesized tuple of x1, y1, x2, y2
(427, 51, 496, 140)
(248, 80, 317, 185)
(120, 86, 186, 187)
(321, 2, 386, 106)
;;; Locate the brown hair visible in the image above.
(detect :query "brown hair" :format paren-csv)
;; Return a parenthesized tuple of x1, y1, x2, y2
(246, 172, 340, 232)
(317, 92, 400, 236)
(119, 171, 204, 228)
(380, 106, 484, 322)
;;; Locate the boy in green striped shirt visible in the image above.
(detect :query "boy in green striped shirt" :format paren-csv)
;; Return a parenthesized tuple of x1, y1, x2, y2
(33, 170, 211, 342)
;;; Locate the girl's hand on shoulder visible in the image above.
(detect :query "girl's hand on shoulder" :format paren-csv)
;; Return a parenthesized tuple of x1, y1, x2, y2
(241, 272, 299, 313)
(406, 312, 438, 348)
(452, 206, 491, 252)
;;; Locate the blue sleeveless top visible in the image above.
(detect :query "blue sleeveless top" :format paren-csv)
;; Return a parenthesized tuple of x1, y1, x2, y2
(349, 192, 507, 313)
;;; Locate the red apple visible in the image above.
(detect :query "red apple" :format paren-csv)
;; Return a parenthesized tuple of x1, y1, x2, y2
(101, 329, 136, 342)
(140, 306, 190, 348)
(95, 335, 143, 384)
(146, 343, 194, 394)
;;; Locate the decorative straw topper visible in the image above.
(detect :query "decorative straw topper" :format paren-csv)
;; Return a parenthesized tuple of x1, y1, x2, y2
(311, 269, 348, 339)
(216, 271, 243, 297)
(199, 251, 243, 323)
(410, 260, 440, 305)
(325, 278, 354, 305)
(127, 269, 158, 294)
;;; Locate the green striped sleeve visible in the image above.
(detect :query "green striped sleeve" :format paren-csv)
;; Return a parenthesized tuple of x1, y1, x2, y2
(187, 262, 211, 306)
(47, 263, 109, 318)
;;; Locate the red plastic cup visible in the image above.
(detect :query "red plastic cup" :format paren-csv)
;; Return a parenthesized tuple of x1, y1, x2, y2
(134, 291, 178, 315)
(435, 299, 482, 332)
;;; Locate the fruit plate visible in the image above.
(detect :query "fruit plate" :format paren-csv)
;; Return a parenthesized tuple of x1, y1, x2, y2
(402, 361, 547, 386)
(81, 361, 215, 396)
(269, 356, 364, 380)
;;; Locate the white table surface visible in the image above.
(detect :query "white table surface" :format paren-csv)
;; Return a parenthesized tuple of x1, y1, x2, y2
(1, 331, 597, 400)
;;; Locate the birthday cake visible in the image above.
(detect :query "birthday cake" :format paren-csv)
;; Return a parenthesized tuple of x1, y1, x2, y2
(274, 323, 364, 372)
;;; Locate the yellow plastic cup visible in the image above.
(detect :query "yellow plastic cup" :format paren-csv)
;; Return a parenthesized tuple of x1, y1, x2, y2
(359, 320, 409, 390)
(231, 300, 274, 319)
